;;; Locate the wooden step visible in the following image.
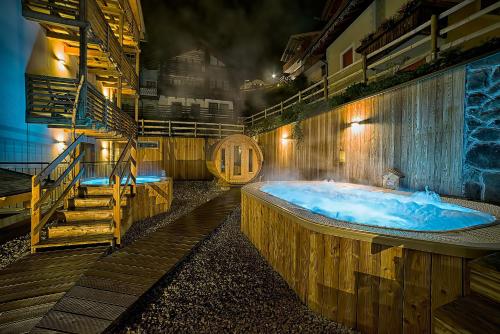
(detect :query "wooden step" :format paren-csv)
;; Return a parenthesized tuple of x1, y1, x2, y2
(61, 209, 113, 223)
(48, 221, 114, 238)
(469, 252, 500, 303)
(33, 234, 114, 251)
(79, 186, 132, 197)
(70, 197, 127, 208)
(433, 294, 500, 334)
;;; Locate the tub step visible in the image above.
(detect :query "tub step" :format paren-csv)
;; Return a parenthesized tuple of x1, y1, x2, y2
(70, 197, 127, 208)
(34, 234, 114, 251)
(79, 186, 132, 197)
(62, 209, 114, 223)
(433, 294, 500, 333)
(48, 221, 114, 238)
(469, 252, 500, 303)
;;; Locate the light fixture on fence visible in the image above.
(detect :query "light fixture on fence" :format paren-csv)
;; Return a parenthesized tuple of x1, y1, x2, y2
(339, 147, 346, 163)
(350, 117, 363, 133)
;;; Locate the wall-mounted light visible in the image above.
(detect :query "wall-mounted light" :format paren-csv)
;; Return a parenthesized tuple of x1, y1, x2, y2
(56, 56, 66, 71)
(350, 117, 363, 134)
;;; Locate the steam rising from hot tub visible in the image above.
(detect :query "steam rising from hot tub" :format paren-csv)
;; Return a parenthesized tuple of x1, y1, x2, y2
(261, 181, 496, 232)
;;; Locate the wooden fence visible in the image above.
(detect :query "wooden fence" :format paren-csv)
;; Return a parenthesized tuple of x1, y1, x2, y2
(245, 0, 499, 125)
(138, 119, 244, 138)
(255, 65, 466, 196)
(136, 137, 219, 180)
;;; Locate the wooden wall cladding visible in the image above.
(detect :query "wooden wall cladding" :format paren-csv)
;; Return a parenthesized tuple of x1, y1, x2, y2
(256, 66, 466, 196)
(137, 137, 218, 180)
(129, 178, 173, 225)
(241, 191, 467, 333)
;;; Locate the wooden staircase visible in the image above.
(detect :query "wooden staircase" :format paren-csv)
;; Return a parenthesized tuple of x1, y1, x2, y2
(434, 252, 500, 333)
(35, 185, 132, 250)
(31, 136, 137, 253)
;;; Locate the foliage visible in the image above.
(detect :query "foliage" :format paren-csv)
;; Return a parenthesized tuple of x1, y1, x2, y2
(246, 38, 500, 137)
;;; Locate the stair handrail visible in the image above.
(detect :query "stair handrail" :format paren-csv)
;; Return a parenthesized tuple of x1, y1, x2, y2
(109, 137, 137, 244)
(31, 134, 86, 252)
(71, 75, 86, 137)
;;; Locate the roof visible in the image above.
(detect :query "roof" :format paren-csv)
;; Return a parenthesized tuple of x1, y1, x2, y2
(0, 169, 32, 197)
(280, 31, 322, 63)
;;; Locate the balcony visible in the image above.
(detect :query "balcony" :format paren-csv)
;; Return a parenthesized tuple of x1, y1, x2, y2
(140, 87, 158, 97)
(22, 0, 138, 92)
(26, 74, 137, 138)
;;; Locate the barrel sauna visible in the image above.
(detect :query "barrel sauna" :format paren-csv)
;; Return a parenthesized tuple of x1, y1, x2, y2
(206, 134, 263, 186)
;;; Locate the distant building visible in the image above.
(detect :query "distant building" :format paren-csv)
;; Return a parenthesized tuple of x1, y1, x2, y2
(135, 47, 240, 123)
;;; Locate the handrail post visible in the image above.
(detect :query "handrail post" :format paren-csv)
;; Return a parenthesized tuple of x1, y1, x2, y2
(31, 176, 41, 253)
(194, 122, 197, 138)
(280, 101, 284, 115)
(131, 139, 137, 196)
(298, 90, 302, 103)
(323, 76, 328, 100)
(219, 123, 222, 139)
(361, 54, 368, 83)
(141, 119, 144, 135)
(113, 174, 121, 244)
(264, 108, 267, 119)
(251, 115, 254, 126)
(430, 14, 438, 61)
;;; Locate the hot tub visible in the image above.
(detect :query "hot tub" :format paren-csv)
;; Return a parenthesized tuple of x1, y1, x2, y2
(241, 181, 500, 333)
(81, 176, 165, 186)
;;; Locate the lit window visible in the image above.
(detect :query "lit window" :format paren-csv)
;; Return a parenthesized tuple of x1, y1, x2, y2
(234, 146, 242, 176)
(221, 148, 226, 172)
(341, 47, 354, 69)
(248, 148, 253, 173)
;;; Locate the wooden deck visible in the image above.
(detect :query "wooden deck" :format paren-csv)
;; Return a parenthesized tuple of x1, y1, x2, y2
(30, 188, 240, 333)
(0, 247, 108, 333)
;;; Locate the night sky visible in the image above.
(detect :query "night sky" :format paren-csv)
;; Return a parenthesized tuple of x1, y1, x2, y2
(141, 0, 326, 81)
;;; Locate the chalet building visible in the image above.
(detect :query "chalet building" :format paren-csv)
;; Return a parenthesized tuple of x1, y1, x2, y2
(280, 0, 499, 89)
(133, 47, 240, 124)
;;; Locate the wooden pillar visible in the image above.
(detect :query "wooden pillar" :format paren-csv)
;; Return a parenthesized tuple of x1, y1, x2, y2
(79, 0, 88, 117)
(135, 49, 140, 122)
(113, 174, 121, 244)
(430, 14, 438, 61)
(31, 176, 41, 253)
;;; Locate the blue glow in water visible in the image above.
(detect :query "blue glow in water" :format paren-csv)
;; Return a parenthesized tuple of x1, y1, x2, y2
(261, 181, 496, 232)
(81, 176, 163, 186)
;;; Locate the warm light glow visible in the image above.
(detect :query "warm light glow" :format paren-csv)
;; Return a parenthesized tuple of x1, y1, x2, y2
(281, 133, 289, 145)
(350, 117, 362, 134)
(55, 53, 66, 71)
(56, 141, 66, 153)
(272, 73, 277, 79)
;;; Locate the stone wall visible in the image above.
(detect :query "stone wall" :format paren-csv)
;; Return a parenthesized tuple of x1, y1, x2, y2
(463, 52, 500, 204)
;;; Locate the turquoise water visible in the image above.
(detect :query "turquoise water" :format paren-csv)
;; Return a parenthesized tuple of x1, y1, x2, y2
(81, 176, 163, 186)
(261, 181, 496, 232)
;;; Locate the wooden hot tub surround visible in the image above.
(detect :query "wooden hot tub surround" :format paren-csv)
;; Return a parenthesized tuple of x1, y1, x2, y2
(241, 182, 500, 333)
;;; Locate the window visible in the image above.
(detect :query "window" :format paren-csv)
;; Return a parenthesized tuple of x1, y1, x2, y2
(233, 146, 242, 175)
(219, 103, 229, 114)
(190, 103, 200, 118)
(208, 102, 218, 114)
(171, 102, 182, 115)
(220, 148, 226, 172)
(248, 148, 253, 173)
(341, 46, 354, 69)
(145, 80, 157, 88)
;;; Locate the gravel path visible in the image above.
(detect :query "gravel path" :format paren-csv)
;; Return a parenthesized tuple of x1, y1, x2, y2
(118, 207, 356, 334)
(0, 181, 222, 270)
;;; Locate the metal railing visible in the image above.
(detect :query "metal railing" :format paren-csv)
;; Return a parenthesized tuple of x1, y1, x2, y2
(26, 74, 137, 138)
(138, 119, 245, 138)
(245, 0, 500, 125)
(128, 104, 240, 123)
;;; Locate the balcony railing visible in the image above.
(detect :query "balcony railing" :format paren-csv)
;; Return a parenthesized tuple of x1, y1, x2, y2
(125, 105, 242, 124)
(138, 119, 244, 138)
(26, 74, 137, 138)
(245, 0, 500, 125)
(140, 87, 158, 97)
(22, 0, 138, 91)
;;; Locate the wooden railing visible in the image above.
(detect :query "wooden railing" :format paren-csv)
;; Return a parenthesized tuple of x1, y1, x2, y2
(127, 104, 240, 124)
(26, 74, 137, 138)
(138, 119, 245, 138)
(245, 0, 500, 125)
(22, 0, 138, 90)
(109, 137, 137, 244)
(31, 134, 86, 252)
